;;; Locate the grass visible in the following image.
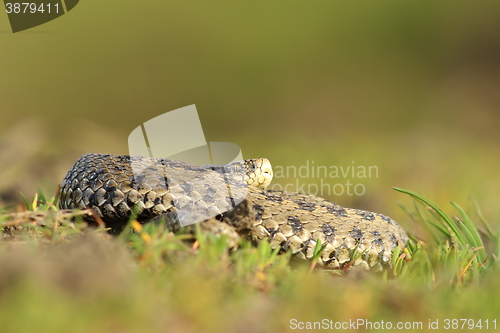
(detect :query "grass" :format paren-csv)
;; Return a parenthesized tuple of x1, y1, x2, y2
(391, 188, 499, 286)
(0, 189, 499, 333)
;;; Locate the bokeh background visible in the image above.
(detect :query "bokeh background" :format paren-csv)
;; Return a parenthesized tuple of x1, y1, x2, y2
(1, 1, 500, 234)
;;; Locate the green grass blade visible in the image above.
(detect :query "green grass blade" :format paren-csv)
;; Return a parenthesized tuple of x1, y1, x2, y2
(393, 187, 467, 245)
(472, 198, 496, 240)
(454, 217, 476, 247)
(412, 198, 450, 241)
(38, 189, 47, 204)
(311, 239, 326, 263)
(450, 201, 486, 263)
(19, 192, 31, 210)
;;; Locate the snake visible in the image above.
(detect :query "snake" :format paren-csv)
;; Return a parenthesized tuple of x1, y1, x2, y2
(59, 154, 408, 271)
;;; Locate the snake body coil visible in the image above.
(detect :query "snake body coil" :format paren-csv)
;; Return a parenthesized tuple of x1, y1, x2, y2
(60, 154, 408, 271)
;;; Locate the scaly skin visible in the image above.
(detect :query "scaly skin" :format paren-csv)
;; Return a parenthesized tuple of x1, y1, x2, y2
(59, 154, 408, 271)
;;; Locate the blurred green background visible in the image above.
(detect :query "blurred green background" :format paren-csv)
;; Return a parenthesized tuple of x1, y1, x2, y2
(1, 0, 500, 234)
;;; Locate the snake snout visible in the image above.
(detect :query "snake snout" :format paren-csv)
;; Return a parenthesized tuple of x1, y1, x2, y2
(258, 158, 273, 189)
(245, 158, 273, 189)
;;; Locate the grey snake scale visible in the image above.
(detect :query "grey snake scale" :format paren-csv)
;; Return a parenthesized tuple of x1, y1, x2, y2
(59, 154, 408, 271)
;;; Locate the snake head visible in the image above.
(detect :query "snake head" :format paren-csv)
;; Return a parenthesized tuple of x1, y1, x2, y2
(226, 158, 273, 189)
